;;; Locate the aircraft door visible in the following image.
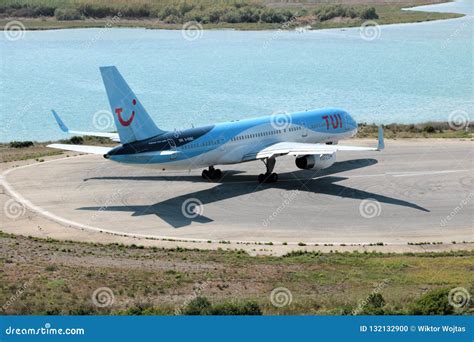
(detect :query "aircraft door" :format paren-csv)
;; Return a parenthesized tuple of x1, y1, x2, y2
(167, 139, 177, 160)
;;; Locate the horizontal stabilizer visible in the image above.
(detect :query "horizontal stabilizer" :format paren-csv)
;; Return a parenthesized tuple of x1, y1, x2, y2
(52, 110, 120, 142)
(47, 144, 113, 155)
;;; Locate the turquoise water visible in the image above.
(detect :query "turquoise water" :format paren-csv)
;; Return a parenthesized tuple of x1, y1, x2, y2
(0, 1, 472, 142)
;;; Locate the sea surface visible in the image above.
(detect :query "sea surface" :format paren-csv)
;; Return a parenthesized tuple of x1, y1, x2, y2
(0, 0, 472, 142)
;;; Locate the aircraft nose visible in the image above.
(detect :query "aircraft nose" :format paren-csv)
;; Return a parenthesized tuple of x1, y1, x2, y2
(344, 113, 357, 130)
(350, 116, 357, 129)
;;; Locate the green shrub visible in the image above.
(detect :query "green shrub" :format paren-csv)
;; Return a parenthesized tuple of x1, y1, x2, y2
(361, 293, 386, 315)
(45, 265, 58, 272)
(345, 7, 359, 19)
(182, 296, 262, 315)
(232, 1, 247, 9)
(123, 302, 153, 315)
(77, 3, 116, 18)
(54, 8, 82, 21)
(221, 9, 241, 23)
(206, 8, 225, 23)
(281, 10, 295, 22)
(238, 6, 260, 23)
(409, 288, 453, 315)
(11, 5, 56, 17)
(315, 5, 346, 21)
(10, 141, 33, 148)
(120, 4, 150, 18)
(114, 302, 172, 315)
(178, 2, 195, 16)
(299, 8, 308, 16)
(69, 136, 84, 145)
(182, 296, 212, 315)
(158, 5, 180, 20)
(32, 5, 56, 16)
(360, 7, 379, 20)
(260, 9, 287, 23)
(183, 9, 206, 23)
(423, 125, 436, 133)
(68, 305, 97, 315)
(314, 5, 377, 21)
(210, 301, 262, 315)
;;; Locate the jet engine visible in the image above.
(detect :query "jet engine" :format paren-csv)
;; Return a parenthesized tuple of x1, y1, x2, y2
(295, 153, 336, 170)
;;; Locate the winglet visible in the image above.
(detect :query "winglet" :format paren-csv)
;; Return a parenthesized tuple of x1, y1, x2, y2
(52, 110, 69, 133)
(377, 126, 384, 151)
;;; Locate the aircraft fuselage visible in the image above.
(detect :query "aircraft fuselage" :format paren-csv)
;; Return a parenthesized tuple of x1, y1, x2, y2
(105, 108, 358, 170)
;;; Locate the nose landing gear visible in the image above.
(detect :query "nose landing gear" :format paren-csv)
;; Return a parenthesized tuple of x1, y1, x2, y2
(258, 157, 278, 183)
(202, 166, 222, 181)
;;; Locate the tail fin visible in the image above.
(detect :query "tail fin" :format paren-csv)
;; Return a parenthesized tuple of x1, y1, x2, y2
(99, 66, 165, 144)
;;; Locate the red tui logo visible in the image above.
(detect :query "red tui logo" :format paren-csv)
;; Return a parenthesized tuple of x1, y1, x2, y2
(115, 99, 136, 126)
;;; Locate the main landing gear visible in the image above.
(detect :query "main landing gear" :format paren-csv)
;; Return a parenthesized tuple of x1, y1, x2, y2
(258, 157, 278, 183)
(202, 166, 222, 181)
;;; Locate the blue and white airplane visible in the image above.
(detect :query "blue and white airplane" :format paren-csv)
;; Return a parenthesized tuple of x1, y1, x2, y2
(49, 66, 384, 183)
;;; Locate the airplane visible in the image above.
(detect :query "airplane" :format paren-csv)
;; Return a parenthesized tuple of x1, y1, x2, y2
(48, 66, 384, 183)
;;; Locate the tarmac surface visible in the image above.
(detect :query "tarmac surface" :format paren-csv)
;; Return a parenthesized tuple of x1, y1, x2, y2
(2, 139, 473, 245)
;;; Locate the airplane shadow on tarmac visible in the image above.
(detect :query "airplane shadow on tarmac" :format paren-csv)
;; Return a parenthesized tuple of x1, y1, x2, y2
(79, 158, 429, 228)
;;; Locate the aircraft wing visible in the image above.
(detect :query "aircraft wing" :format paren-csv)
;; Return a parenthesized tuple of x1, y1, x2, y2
(52, 110, 120, 142)
(47, 144, 113, 155)
(256, 126, 384, 159)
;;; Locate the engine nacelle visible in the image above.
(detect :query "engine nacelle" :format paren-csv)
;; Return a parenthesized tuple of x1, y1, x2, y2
(295, 153, 336, 170)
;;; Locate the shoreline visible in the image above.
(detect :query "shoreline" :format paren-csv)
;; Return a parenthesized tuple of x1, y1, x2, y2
(0, 0, 464, 32)
(0, 13, 467, 32)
